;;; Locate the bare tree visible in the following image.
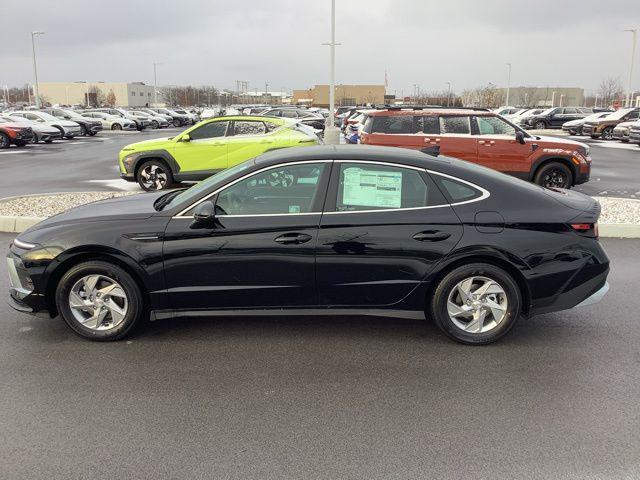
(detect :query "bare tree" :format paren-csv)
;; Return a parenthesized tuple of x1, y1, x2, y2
(597, 77, 623, 108)
(106, 89, 117, 106)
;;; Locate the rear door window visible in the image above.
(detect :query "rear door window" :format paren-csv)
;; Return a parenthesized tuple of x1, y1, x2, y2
(371, 116, 415, 134)
(439, 116, 471, 134)
(233, 121, 267, 136)
(189, 121, 229, 140)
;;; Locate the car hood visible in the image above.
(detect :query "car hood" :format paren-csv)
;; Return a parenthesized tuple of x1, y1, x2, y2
(563, 118, 584, 127)
(614, 121, 635, 128)
(23, 192, 165, 234)
(122, 136, 174, 151)
(31, 124, 60, 134)
(534, 135, 588, 150)
(53, 120, 80, 127)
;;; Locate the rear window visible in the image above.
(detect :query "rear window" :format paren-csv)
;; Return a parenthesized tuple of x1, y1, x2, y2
(433, 175, 484, 203)
(371, 115, 427, 134)
(439, 116, 471, 134)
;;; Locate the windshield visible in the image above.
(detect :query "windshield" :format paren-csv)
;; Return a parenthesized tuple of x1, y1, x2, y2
(607, 108, 634, 120)
(163, 160, 256, 211)
(585, 112, 611, 121)
(35, 112, 59, 121)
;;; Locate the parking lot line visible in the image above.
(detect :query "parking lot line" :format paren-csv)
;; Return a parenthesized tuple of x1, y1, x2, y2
(0, 150, 29, 155)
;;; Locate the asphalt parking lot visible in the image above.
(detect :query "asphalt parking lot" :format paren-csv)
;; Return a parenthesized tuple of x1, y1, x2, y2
(1, 232, 638, 479)
(0, 130, 639, 199)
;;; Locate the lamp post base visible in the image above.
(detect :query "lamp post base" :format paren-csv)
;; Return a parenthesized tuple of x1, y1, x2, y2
(323, 125, 341, 145)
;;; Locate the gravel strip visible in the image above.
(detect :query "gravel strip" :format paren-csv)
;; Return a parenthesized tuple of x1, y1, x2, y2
(0, 192, 638, 225)
(0, 192, 135, 217)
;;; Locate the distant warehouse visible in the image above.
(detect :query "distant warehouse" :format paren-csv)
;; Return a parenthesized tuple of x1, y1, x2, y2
(38, 82, 155, 107)
(495, 86, 585, 107)
(293, 84, 386, 107)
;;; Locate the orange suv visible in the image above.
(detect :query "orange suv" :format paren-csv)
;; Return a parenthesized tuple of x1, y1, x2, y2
(360, 108, 591, 189)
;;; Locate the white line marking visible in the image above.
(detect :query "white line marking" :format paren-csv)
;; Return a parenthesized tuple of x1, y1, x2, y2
(0, 150, 28, 155)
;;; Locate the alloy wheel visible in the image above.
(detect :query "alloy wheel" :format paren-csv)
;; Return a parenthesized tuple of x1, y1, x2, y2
(68, 274, 128, 331)
(139, 164, 168, 190)
(446, 276, 508, 334)
(542, 169, 568, 188)
(602, 128, 613, 140)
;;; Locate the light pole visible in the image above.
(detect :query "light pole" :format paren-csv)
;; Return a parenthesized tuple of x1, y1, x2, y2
(31, 31, 45, 108)
(505, 62, 512, 106)
(624, 29, 637, 107)
(594, 94, 599, 108)
(559, 94, 564, 107)
(153, 62, 162, 105)
(551, 91, 556, 107)
(446, 82, 451, 107)
(322, 0, 341, 144)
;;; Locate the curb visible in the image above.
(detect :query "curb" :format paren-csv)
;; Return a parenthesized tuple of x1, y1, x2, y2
(0, 215, 639, 238)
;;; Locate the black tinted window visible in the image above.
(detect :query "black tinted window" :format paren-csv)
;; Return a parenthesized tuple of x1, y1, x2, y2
(189, 121, 228, 140)
(439, 116, 470, 134)
(423, 116, 439, 134)
(371, 116, 415, 134)
(435, 176, 483, 202)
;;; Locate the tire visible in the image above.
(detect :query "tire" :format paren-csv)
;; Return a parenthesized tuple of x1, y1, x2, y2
(173, 119, 182, 127)
(601, 127, 614, 140)
(44, 138, 53, 144)
(31, 135, 39, 144)
(151, 120, 159, 129)
(55, 260, 144, 341)
(590, 135, 598, 139)
(534, 161, 573, 189)
(534, 121, 546, 130)
(136, 159, 174, 191)
(55, 126, 65, 139)
(14, 140, 27, 147)
(88, 131, 97, 136)
(111, 123, 122, 131)
(65, 135, 75, 140)
(429, 263, 522, 345)
(576, 126, 583, 136)
(80, 125, 89, 136)
(0, 133, 9, 149)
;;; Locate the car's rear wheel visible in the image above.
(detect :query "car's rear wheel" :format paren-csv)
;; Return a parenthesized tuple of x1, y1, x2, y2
(534, 162, 573, 189)
(151, 120, 159, 129)
(601, 127, 614, 140)
(111, 123, 122, 131)
(173, 119, 182, 127)
(55, 261, 144, 341)
(0, 133, 9, 149)
(534, 121, 546, 129)
(429, 263, 522, 345)
(137, 159, 173, 191)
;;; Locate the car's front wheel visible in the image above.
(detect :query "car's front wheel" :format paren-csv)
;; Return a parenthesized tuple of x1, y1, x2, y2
(151, 120, 159, 129)
(0, 133, 9, 149)
(534, 121, 546, 129)
(111, 123, 122, 131)
(534, 162, 573, 189)
(136, 159, 173, 191)
(55, 260, 144, 341)
(429, 263, 522, 345)
(601, 127, 614, 140)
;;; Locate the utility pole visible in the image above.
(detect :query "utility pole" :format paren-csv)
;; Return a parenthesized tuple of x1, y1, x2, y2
(551, 91, 556, 107)
(594, 94, 599, 108)
(624, 29, 637, 107)
(505, 62, 512, 106)
(559, 94, 564, 107)
(31, 31, 45, 108)
(446, 82, 451, 107)
(153, 62, 162, 105)
(322, 0, 341, 144)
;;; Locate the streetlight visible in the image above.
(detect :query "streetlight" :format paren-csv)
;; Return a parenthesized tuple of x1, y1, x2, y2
(551, 91, 556, 107)
(594, 94, 599, 108)
(445, 82, 451, 107)
(322, 0, 341, 145)
(505, 62, 512, 106)
(31, 31, 45, 108)
(559, 94, 564, 107)
(153, 62, 162, 105)
(624, 29, 637, 107)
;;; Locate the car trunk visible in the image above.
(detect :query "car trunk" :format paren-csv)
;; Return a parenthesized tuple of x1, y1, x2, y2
(543, 187, 601, 223)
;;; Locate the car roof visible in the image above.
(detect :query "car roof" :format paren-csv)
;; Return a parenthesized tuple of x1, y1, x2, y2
(254, 144, 451, 169)
(368, 108, 492, 117)
(205, 115, 287, 124)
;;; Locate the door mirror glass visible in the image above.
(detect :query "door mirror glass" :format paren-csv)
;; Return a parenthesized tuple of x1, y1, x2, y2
(193, 200, 216, 224)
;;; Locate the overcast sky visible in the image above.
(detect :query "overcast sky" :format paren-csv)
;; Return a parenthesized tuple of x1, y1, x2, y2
(1, 0, 638, 95)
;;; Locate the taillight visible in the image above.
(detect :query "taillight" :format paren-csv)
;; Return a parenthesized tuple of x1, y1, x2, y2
(570, 222, 598, 238)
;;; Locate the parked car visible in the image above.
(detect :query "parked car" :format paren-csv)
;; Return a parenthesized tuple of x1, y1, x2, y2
(360, 108, 591, 189)
(511, 108, 545, 126)
(172, 108, 198, 124)
(522, 107, 593, 130)
(258, 108, 325, 131)
(118, 115, 321, 191)
(9, 111, 82, 139)
(85, 108, 148, 131)
(7, 145, 609, 344)
(80, 112, 137, 131)
(628, 121, 640, 145)
(582, 108, 640, 139)
(0, 117, 34, 148)
(493, 106, 521, 116)
(561, 111, 612, 135)
(1, 114, 61, 143)
(41, 108, 103, 136)
(127, 110, 169, 129)
(147, 108, 191, 127)
(612, 120, 636, 142)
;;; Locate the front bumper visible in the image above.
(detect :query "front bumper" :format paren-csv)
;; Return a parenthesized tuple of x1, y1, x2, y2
(90, 123, 103, 133)
(63, 127, 82, 137)
(562, 125, 580, 133)
(612, 129, 630, 141)
(629, 128, 640, 144)
(120, 172, 135, 182)
(582, 124, 600, 136)
(6, 254, 48, 317)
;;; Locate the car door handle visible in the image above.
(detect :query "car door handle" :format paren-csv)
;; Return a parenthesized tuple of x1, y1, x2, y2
(478, 140, 495, 146)
(412, 231, 451, 242)
(425, 137, 441, 144)
(274, 233, 313, 244)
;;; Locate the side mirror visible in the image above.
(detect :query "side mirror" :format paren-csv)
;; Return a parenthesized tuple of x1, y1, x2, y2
(180, 134, 191, 142)
(515, 130, 526, 144)
(193, 200, 216, 225)
(64, 115, 71, 119)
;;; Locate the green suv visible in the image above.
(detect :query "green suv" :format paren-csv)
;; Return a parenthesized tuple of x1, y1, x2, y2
(119, 115, 320, 190)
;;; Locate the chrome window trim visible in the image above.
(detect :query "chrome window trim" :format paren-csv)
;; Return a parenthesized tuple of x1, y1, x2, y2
(173, 160, 333, 218)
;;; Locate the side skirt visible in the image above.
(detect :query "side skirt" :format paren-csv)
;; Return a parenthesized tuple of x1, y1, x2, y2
(150, 308, 426, 321)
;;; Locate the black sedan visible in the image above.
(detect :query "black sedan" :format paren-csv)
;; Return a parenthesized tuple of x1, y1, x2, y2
(7, 146, 609, 344)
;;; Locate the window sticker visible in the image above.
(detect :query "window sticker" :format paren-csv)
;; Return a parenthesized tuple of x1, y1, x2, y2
(342, 168, 402, 208)
(289, 205, 301, 213)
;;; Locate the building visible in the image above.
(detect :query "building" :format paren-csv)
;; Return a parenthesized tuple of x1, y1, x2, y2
(38, 82, 156, 107)
(293, 84, 386, 107)
(495, 86, 585, 107)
